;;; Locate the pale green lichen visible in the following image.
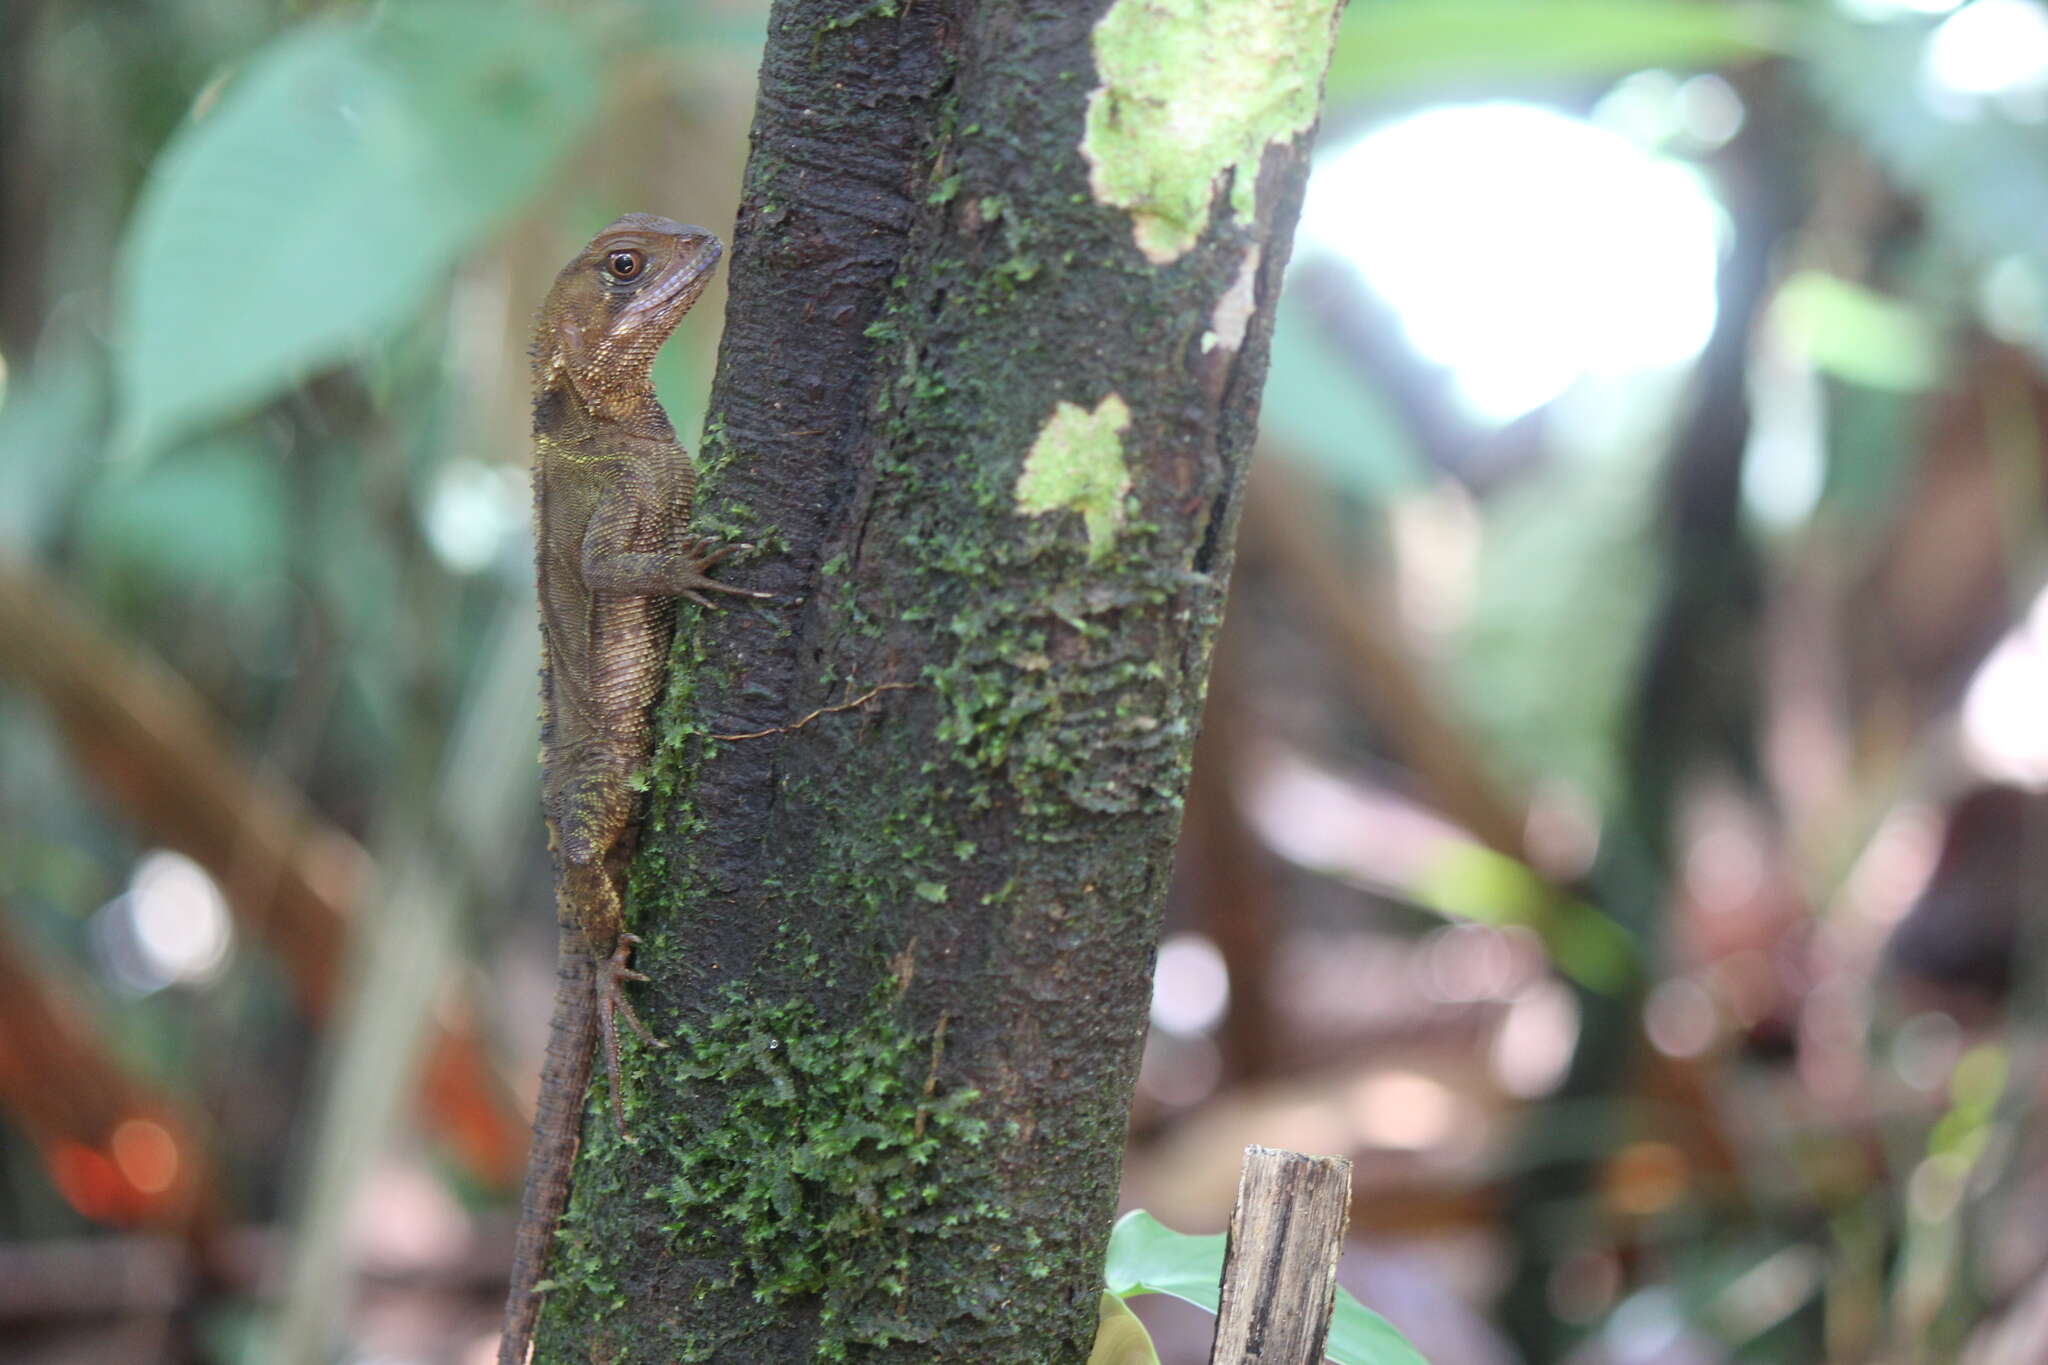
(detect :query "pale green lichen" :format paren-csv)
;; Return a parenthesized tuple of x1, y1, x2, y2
(1014, 394, 1132, 561)
(1081, 0, 1342, 263)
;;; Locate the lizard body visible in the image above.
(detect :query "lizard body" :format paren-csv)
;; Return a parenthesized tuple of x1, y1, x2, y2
(500, 213, 754, 1364)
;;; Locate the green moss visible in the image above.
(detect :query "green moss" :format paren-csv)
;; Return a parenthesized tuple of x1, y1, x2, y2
(807, 1, 906, 62)
(650, 982, 991, 1360)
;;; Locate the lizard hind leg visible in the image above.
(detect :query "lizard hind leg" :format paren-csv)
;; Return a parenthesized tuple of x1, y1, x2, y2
(596, 931, 668, 1134)
(561, 858, 668, 1135)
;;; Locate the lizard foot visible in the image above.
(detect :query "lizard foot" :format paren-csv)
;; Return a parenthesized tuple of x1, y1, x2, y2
(596, 932, 668, 1135)
(678, 539, 773, 608)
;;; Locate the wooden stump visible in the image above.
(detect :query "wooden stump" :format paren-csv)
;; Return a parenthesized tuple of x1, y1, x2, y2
(1209, 1145, 1354, 1365)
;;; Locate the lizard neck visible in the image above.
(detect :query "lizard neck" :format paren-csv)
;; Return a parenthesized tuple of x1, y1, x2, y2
(534, 377, 674, 444)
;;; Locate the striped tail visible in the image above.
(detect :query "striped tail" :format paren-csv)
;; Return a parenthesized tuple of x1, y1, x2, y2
(500, 935, 597, 1365)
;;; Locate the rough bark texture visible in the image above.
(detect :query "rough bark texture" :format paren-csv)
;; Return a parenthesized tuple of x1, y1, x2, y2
(531, 1, 1339, 1360)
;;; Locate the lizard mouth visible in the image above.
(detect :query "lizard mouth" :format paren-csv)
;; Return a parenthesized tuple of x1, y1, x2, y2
(620, 236, 723, 327)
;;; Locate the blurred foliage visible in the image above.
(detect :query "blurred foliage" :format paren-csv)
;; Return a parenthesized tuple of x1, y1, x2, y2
(1414, 843, 1637, 991)
(1260, 286, 1427, 499)
(12, 0, 2048, 1360)
(0, 0, 761, 1351)
(1804, 8, 2048, 353)
(1774, 270, 1947, 394)
(116, 3, 600, 458)
(1328, 0, 1785, 100)
(1455, 444, 1664, 811)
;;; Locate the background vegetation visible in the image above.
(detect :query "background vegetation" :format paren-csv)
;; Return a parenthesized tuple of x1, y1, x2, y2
(5, 0, 2048, 1361)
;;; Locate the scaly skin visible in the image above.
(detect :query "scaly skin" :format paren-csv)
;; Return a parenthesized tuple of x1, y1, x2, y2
(500, 214, 759, 1365)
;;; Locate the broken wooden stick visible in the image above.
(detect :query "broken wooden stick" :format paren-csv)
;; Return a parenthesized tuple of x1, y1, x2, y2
(1209, 1144, 1354, 1365)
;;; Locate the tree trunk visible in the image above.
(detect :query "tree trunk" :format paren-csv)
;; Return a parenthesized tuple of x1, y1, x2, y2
(531, 1, 1343, 1359)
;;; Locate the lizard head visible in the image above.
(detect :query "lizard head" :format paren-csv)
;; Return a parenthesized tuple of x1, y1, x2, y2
(533, 213, 724, 414)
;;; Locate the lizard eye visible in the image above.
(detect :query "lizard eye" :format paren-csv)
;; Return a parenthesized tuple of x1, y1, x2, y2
(606, 249, 645, 281)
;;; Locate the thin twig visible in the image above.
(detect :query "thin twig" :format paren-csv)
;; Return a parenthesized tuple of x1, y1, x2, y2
(913, 1014, 949, 1139)
(711, 681, 914, 741)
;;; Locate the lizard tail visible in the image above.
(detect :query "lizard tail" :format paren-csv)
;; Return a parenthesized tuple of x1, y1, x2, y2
(500, 935, 598, 1365)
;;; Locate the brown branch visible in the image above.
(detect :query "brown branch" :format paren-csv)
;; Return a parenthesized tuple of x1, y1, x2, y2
(0, 912, 216, 1231)
(0, 560, 526, 1188)
(1243, 463, 1531, 861)
(912, 1012, 949, 1140)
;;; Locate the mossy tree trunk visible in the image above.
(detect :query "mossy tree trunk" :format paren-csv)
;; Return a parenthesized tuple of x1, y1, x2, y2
(532, 1, 1343, 1360)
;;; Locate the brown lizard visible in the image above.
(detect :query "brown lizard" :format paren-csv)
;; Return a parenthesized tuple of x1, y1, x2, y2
(500, 213, 759, 1364)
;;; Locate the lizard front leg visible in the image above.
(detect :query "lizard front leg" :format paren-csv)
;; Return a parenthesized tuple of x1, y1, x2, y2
(581, 539, 761, 608)
(579, 453, 768, 607)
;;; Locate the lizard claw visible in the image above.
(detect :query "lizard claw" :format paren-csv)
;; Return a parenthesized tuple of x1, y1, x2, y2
(686, 537, 752, 570)
(681, 582, 775, 608)
(676, 540, 774, 607)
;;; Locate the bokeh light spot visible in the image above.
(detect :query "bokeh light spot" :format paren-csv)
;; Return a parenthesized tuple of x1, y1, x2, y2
(1602, 1141, 1691, 1217)
(1150, 934, 1229, 1036)
(126, 849, 232, 989)
(1345, 1070, 1462, 1151)
(110, 1118, 181, 1196)
(1299, 102, 1722, 423)
(1924, 0, 2048, 100)
(1492, 979, 1580, 1097)
(48, 1141, 128, 1223)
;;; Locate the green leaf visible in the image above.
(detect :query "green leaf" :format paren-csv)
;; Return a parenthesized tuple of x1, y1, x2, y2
(1411, 843, 1637, 992)
(1263, 283, 1425, 498)
(115, 2, 600, 458)
(1089, 1292, 1163, 1365)
(1454, 444, 1661, 812)
(1771, 271, 1945, 393)
(1103, 1211, 1432, 1365)
(1103, 1210, 1229, 1301)
(0, 335, 110, 552)
(1327, 0, 1785, 100)
(1819, 382, 1924, 532)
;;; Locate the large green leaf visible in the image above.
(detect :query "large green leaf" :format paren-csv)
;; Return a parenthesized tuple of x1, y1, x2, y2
(1103, 1211, 1431, 1365)
(0, 336, 110, 552)
(1328, 0, 1785, 100)
(115, 2, 599, 458)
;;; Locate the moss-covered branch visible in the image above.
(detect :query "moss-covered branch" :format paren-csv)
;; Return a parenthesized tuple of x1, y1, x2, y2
(531, 0, 1341, 1359)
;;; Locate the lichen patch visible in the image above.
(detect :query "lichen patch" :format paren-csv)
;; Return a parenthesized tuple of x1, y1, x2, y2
(1015, 394, 1134, 562)
(1202, 245, 1262, 353)
(1081, 0, 1342, 264)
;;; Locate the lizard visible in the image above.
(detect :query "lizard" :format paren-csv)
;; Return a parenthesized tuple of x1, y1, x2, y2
(500, 213, 760, 1364)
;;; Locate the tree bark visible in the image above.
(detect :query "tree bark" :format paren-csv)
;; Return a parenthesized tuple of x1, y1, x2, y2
(532, 1, 1343, 1359)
